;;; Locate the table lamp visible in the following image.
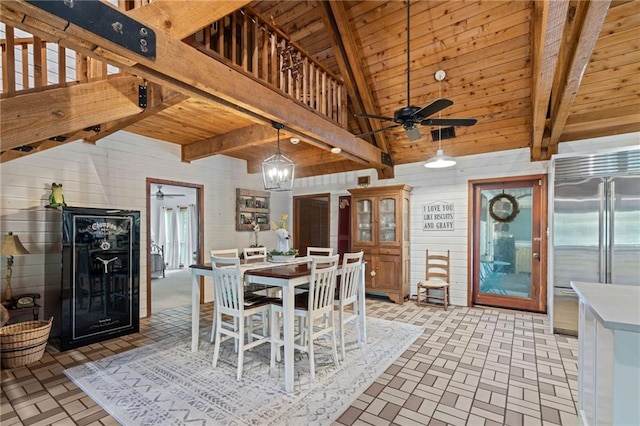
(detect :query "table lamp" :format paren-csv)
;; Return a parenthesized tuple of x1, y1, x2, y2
(1, 232, 30, 301)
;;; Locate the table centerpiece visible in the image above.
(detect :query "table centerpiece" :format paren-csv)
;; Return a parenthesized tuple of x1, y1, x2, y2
(269, 213, 298, 262)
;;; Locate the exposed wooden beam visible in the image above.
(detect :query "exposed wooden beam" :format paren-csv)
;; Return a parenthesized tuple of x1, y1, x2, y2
(0, 75, 144, 151)
(0, 129, 97, 163)
(319, 0, 390, 152)
(84, 84, 188, 143)
(544, 0, 612, 159)
(0, 0, 393, 178)
(184, 124, 276, 160)
(246, 143, 369, 174)
(127, 1, 250, 40)
(530, 0, 570, 161)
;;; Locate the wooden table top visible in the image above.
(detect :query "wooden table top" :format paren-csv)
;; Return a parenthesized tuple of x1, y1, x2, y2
(243, 263, 311, 279)
(190, 259, 312, 278)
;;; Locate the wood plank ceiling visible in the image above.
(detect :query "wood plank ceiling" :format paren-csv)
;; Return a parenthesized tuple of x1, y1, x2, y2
(1, 0, 638, 179)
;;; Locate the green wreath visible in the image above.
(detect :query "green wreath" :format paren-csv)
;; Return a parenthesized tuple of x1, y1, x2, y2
(489, 193, 520, 223)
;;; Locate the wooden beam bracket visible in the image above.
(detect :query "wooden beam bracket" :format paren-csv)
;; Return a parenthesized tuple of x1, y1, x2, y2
(138, 85, 147, 108)
(26, 0, 156, 59)
(381, 152, 393, 167)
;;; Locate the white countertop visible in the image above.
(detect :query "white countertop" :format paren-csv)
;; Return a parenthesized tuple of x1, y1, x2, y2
(571, 281, 640, 333)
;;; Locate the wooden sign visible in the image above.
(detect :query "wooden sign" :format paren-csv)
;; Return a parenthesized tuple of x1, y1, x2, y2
(423, 201, 454, 231)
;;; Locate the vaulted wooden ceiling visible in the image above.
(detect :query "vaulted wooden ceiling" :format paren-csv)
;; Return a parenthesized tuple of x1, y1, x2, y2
(1, 1, 638, 179)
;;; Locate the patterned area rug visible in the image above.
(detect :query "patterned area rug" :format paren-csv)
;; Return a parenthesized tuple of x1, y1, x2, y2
(65, 317, 424, 425)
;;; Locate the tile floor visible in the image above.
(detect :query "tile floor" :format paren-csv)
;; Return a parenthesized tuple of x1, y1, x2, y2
(1, 298, 579, 425)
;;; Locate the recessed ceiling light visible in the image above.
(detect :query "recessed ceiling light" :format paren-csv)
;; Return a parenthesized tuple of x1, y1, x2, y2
(290, 138, 300, 144)
(331, 147, 342, 154)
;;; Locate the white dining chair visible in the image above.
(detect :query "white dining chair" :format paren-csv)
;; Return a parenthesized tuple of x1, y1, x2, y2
(243, 247, 267, 262)
(210, 248, 239, 258)
(334, 251, 364, 360)
(209, 248, 240, 342)
(210, 255, 274, 381)
(306, 247, 334, 257)
(270, 254, 340, 380)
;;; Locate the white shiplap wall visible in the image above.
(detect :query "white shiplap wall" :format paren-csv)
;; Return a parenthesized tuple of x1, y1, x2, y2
(0, 131, 277, 317)
(1, 130, 637, 317)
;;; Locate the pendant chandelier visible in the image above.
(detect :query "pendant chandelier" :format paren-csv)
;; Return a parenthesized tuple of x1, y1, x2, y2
(425, 70, 456, 169)
(262, 122, 295, 191)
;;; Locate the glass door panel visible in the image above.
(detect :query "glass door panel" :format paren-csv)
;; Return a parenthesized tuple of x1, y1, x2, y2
(479, 188, 532, 298)
(356, 199, 372, 242)
(379, 197, 396, 242)
(472, 176, 546, 312)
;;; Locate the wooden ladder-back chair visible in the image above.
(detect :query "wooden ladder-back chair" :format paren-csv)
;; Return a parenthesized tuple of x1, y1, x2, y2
(416, 250, 451, 310)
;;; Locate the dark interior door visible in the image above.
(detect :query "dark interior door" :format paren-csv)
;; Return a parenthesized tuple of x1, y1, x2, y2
(293, 194, 329, 255)
(337, 196, 351, 257)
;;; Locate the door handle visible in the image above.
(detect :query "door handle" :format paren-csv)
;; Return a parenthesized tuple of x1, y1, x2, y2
(532, 252, 540, 259)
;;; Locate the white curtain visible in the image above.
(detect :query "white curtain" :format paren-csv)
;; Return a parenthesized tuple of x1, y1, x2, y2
(183, 204, 197, 267)
(157, 206, 167, 260)
(167, 207, 181, 269)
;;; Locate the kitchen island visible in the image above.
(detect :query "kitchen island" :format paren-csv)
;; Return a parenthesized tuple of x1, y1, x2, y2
(571, 281, 640, 426)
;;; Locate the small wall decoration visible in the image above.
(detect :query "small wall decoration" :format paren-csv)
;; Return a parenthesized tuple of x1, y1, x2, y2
(423, 201, 454, 231)
(489, 193, 520, 223)
(357, 176, 370, 187)
(47, 182, 67, 208)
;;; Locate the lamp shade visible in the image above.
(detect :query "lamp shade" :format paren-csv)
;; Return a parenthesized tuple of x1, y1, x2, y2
(1, 232, 29, 256)
(424, 149, 457, 169)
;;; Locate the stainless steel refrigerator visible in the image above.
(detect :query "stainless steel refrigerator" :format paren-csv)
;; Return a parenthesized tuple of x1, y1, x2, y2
(550, 149, 640, 335)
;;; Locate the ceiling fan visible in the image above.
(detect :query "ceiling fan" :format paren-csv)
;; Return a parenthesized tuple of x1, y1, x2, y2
(153, 185, 185, 200)
(355, 1, 477, 142)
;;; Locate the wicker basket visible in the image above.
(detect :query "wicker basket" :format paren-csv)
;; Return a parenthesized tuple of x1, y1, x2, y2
(1, 317, 53, 369)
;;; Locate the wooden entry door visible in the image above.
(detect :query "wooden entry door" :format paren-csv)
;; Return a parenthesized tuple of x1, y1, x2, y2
(469, 175, 547, 312)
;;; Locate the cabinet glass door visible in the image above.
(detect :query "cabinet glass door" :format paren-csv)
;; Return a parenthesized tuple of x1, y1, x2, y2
(379, 197, 397, 242)
(356, 199, 373, 242)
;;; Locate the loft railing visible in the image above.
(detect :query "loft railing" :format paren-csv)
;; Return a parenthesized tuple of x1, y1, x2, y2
(189, 8, 348, 127)
(0, 23, 118, 97)
(1, 5, 348, 127)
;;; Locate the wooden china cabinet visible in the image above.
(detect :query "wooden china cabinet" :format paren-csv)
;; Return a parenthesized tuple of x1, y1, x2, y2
(348, 185, 412, 304)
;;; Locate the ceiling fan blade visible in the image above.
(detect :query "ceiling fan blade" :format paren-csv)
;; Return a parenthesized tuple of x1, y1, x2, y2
(421, 118, 478, 127)
(411, 98, 454, 121)
(355, 124, 401, 138)
(354, 112, 396, 122)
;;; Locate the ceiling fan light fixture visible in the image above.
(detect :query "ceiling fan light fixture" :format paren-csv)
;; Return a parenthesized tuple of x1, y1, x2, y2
(262, 122, 295, 191)
(405, 125, 422, 141)
(424, 149, 456, 169)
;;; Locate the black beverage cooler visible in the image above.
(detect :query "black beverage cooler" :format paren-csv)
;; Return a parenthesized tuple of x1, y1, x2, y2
(51, 207, 140, 351)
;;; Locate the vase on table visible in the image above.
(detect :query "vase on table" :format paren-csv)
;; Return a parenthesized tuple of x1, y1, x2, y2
(276, 228, 290, 253)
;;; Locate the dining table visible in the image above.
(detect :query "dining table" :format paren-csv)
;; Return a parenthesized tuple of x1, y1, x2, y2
(189, 256, 366, 393)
